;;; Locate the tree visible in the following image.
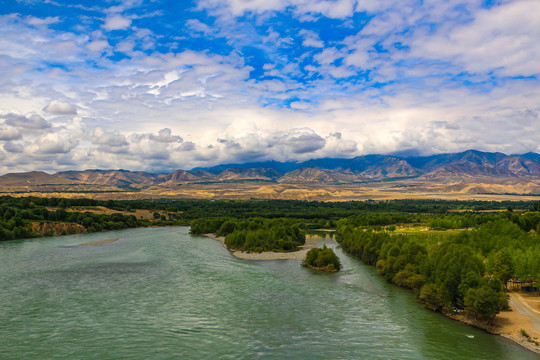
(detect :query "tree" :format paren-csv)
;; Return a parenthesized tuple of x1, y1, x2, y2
(302, 245, 341, 272)
(418, 284, 443, 311)
(464, 286, 500, 323)
(493, 248, 514, 289)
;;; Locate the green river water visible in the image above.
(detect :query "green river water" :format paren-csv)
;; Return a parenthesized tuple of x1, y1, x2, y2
(0, 226, 537, 359)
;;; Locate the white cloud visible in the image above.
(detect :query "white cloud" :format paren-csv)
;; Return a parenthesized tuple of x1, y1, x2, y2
(102, 15, 132, 31)
(37, 132, 79, 154)
(2, 113, 51, 129)
(299, 29, 324, 48)
(92, 128, 129, 147)
(203, 0, 357, 19)
(280, 128, 326, 154)
(186, 19, 216, 36)
(414, 0, 540, 76)
(26, 16, 60, 26)
(43, 100, 78, 115)
(149, 128, 183, 143)
(0, 126, 22, 141)
(87, 39, 110, 53)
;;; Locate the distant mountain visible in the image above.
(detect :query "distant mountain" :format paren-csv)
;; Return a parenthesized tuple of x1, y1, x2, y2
(194, 160, 298, 175)
(299, 155, 414, 177)
(409, 150, 540, 181)
(215, 168, 282, 181)
(56, 169, 160, 187)
(164, 169, 210, 183)
(519, 152, 540, 164)
(0, 171, 78, 185)
(277, 168, 360, 184)
(3, 150, 540, 193)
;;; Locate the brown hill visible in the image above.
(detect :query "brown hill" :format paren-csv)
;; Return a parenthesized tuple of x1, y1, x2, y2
(497, 156, 540, 177)
(0, 171, 78, 185)
(216, 168, 281, 181)
(165, 169, 210, 182)
(278, 168, 360, 184)
(56, 170, 159, 187)
(357, 158, 420, 179)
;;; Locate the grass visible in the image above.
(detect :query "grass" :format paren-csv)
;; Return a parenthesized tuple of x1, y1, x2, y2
(393, 227, 467, 234)
(520, 329, 539, 346)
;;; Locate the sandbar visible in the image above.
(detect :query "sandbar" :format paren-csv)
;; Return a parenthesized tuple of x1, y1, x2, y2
(203, 233, 328, 260)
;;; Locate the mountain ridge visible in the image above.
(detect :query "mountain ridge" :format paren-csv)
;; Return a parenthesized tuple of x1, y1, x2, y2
(3, 150, 540, 190)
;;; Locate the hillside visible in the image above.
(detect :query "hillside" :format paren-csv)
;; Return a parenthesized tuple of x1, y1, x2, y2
(3, 150, 540, 198)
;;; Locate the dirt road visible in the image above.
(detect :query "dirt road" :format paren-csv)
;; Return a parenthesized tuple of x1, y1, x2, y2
(509, 292, 540, 332)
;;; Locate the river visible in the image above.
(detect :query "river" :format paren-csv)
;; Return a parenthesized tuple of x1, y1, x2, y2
(0, 227, 537, 359)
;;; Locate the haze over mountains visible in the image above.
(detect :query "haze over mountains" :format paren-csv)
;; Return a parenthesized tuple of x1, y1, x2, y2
(3, 150, 540, 194)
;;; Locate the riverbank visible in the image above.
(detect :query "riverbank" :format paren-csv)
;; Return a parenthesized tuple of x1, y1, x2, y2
(205, 232, 540, 355)
(203, 233, 327, 260)
(443, 293, 540, 355)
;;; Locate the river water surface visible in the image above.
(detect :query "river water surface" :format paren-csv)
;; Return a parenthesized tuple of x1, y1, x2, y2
(0, 227, 537, 359)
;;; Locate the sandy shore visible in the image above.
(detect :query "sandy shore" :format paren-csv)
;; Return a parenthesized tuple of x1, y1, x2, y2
(444, 292, 540, 354)
(203, 233, 327, 260)
(497, 292, 540, 354)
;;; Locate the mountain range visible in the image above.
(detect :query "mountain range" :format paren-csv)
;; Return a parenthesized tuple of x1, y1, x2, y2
(3, 150, 540, 197)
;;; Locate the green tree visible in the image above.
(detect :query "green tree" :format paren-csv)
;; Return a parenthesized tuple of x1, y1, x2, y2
(418, 284, 443, 311)
(302, 245, 341, 272)
(464, 286, 500, 323)
(493, 248, 514, 289)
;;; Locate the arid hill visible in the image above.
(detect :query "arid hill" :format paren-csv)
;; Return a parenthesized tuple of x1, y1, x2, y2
(4, 150, 540, 199)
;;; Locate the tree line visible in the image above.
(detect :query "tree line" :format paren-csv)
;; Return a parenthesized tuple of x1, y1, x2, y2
(190, 217, 306, 252)
(336, 217, 540, 322)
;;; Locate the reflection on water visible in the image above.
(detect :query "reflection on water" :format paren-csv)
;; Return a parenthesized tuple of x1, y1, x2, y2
(0, 227, 536, 360)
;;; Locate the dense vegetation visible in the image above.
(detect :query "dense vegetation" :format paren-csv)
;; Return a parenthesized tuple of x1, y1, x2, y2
(0, 196, 166, 241)
(302, 245, 341, 272)
(190, 217, 305, 252)
(336, 217, 540, 323)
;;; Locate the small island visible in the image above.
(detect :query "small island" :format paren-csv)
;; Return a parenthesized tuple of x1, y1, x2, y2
(302, 245, 342, 272)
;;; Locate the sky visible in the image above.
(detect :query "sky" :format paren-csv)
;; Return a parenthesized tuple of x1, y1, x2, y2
(0, 0, 539, 173)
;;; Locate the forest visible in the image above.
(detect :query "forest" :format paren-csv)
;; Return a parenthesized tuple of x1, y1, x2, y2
(337, 218, 540, 322)
(190, 217, 306, 252)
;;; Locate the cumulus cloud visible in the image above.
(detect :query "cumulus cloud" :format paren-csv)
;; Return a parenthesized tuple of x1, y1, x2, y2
(3, 142, 24, 153)
(37, 133, 79, 154)
(2, 113, 51, 129)
(149, 128, 183, 143)
(0, 126, 22, 141)
(324, 132, 358, 155)
(102, 15, 132, 31)
(280, 128, 326, 154)
(43, 100, 78, 115)
(92, 128, 130, 154)
(177, 141, 195, 152)
(87, 39, 110, 53)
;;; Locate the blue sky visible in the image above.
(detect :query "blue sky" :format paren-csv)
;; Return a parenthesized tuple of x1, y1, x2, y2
(0, 0, 539, 173)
